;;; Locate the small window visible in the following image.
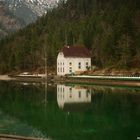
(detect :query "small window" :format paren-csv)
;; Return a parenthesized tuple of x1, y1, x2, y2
(63, 68, 64, 72)
(69, 62, 72, 66)
(79, 91, 81, 98)
(86, 62, 88, 66)
(78, 62, 81, 69)
(86, 92, 88, 98)
(69, 94, 72, 98)
(86, 90, 90, 97)
(69, 67, 72, 73)
(69, 88, 72, 93)
(58, 63, 59, 66)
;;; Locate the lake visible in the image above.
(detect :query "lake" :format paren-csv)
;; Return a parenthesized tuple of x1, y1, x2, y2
(0, 81, 140, 140)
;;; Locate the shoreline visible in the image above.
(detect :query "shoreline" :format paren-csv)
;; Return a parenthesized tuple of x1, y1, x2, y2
(65, 78, 140, 87)
(0, 75, 140, 87)
(0, 134, 40, 140)
(0, 75, 15, 81)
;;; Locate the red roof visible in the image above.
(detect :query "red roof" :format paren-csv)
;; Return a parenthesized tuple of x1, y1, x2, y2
(60, 45, 91, 58)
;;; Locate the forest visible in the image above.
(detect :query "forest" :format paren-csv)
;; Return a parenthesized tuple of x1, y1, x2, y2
(0, 0, 139, 73)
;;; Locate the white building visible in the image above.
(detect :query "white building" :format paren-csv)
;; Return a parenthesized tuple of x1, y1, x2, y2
(57, 45, 91, 76)
(57, 84, 91, 109)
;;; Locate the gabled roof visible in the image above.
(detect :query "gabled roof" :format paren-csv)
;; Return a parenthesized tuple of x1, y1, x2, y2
(60, 45, 91, 58)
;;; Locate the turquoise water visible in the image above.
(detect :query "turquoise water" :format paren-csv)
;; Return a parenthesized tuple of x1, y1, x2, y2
(0, 81, 140, 140)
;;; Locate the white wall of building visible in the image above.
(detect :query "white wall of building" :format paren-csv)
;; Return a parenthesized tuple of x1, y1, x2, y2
(57, 84, 91, 109)
(57, 52, 91, 76)
(57, 52, 65, 75)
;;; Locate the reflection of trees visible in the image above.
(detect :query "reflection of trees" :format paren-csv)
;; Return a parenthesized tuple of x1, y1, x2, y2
(0, 82, 139, 140)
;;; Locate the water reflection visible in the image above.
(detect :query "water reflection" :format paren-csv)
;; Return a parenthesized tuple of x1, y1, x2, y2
(0, 81, 140, 140)
(0, 111, 46, 138)
(57, 84, 91, 109)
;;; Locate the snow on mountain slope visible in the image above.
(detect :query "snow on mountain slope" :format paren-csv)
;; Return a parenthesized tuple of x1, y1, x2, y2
(0, 0, 58, 24)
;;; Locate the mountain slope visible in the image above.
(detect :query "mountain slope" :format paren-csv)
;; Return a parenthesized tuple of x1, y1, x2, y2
(0, 0, 58, 24)
(0, 0, 139, 73)
(0, 2, 24, 39)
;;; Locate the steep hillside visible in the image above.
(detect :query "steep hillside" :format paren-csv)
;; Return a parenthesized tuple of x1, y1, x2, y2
(0, 2, 24, 39)
(0, 0, 58, 24)
(0, 0, 139, 73)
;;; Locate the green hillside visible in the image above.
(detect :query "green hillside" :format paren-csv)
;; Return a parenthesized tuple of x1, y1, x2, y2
(0, 0, 139, 73)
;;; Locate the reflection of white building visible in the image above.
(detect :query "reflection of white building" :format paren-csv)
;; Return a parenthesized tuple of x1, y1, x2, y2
(57, 84, 91, 109)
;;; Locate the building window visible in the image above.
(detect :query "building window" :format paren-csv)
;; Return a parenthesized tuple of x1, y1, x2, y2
(86, 90, 90, 97)
(69, 67, 72, 73)
(79, 91, 81, 98)
(86, 62, 89, 70)
(86, 91, 89, 97)
(86, 92, 89, 98)
(69, 94, 72, 98)
(69, 62, 72, 66)
(78, 62, 81, 69)
(69, 88, 72, 93)
(58, 62, 59, 66)
(63, 68, 64, 72)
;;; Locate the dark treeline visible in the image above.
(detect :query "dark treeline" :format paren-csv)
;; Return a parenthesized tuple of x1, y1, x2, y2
(0, 0, 139, 73)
